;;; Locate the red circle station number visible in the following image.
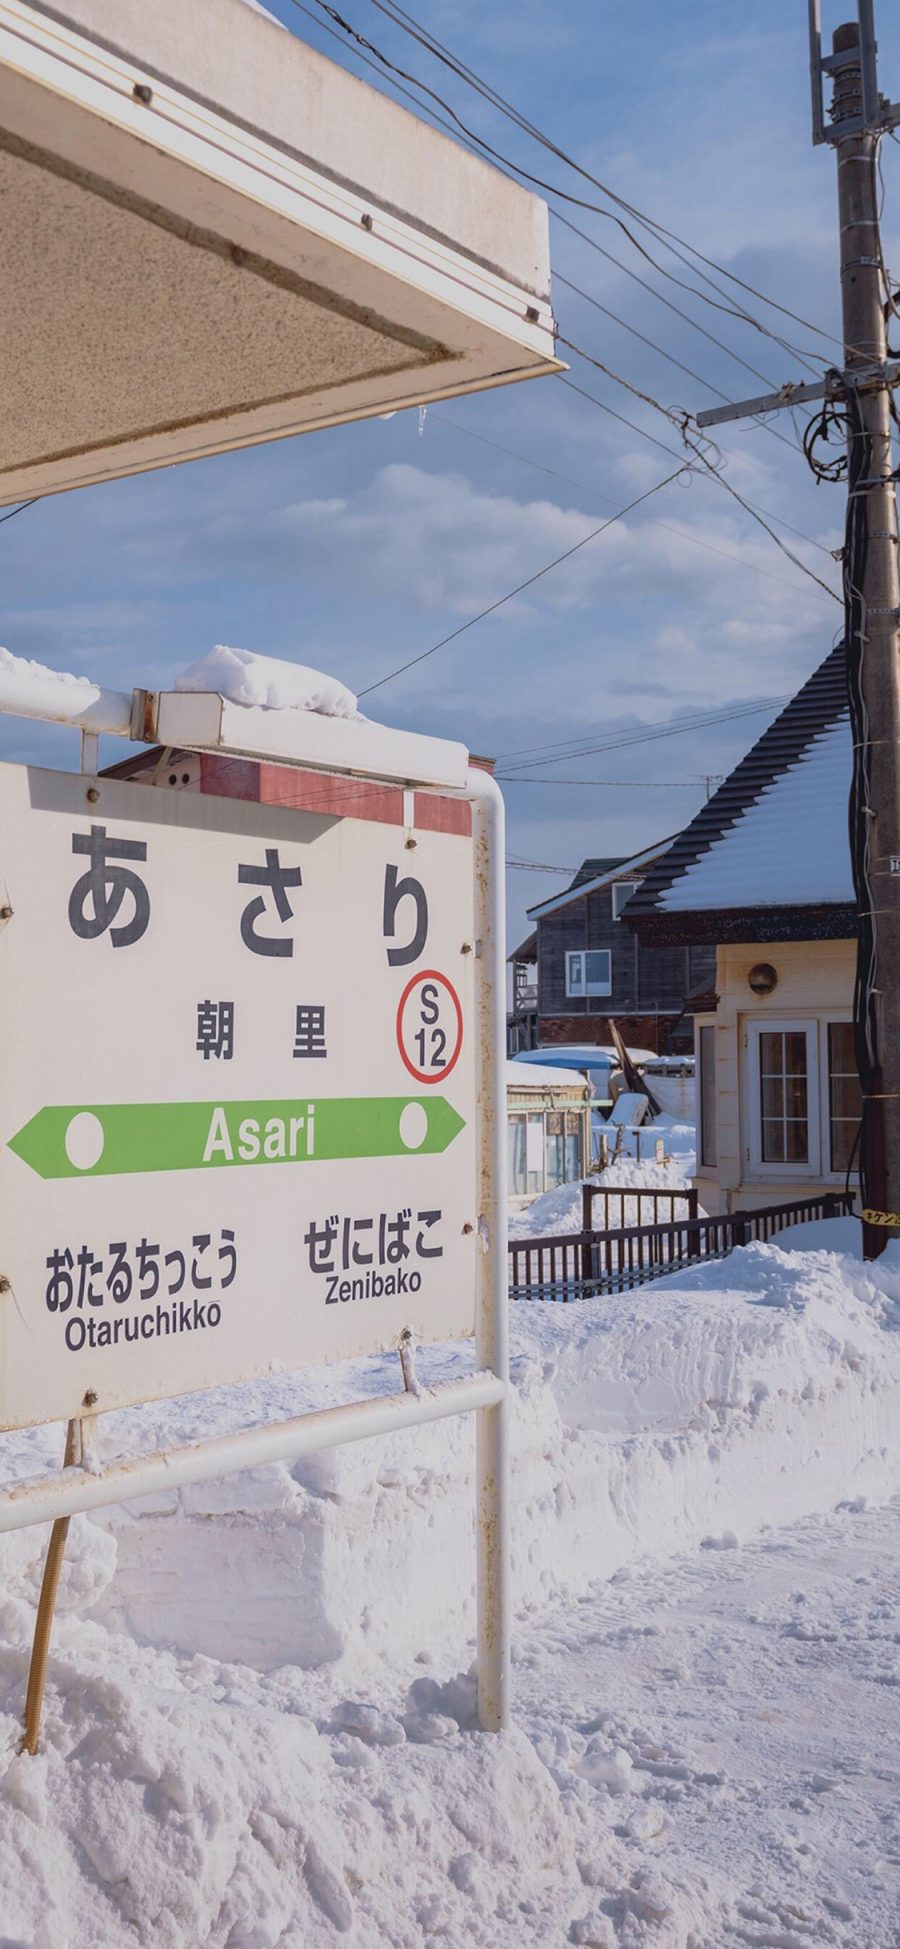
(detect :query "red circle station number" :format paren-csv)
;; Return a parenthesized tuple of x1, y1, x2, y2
(396, 970, 463, 1084)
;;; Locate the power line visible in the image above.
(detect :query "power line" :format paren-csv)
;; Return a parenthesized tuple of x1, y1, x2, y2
(558, 363, 841, 592)
(559, 334, 708, 443)
(560, 335, 842, 582)
(0, 499, 38, 527)
(560, 375, 687, 465)
(286, 0, 821, 404)
(681, 418, 843, 605)
(551, 211, 784, 394)
(555, 273, 803, 458)
(494, 697, 783, 764)
(498, 776, 708, 787)
(358, 463, 690, 697)
(288, 0, 835, 375)
(427, 410, 830, 598)
(347, 0, 845, 367)
(496, 694, 792, 769)
(556, 327, 841, 591)
(507, 856, 576, 872)
(282, 0, 860, 585)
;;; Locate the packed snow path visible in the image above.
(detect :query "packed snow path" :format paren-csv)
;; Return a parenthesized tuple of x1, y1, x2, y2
(514, 1495, 900, 1947)
(1, 1498, 898, 1946)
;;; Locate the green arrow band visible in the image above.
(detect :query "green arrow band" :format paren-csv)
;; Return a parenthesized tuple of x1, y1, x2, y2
(7, 1097, 465, 1180)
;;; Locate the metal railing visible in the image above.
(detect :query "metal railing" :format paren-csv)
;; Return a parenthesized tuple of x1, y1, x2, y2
(508, 1191, 854, 1303)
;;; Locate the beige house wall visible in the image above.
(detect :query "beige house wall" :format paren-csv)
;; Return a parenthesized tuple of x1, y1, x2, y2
(696, 938, 856, 1215)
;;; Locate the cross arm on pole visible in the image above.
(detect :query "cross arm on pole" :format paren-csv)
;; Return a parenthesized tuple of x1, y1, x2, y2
(696, 362, 900, 430)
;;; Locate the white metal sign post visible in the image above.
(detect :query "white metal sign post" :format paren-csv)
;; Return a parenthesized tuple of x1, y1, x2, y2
(0, 687, 509, 1742)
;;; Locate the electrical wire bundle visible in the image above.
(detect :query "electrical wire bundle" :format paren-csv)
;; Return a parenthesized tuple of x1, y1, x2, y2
(803, 392, 851, 485)
(842, 384, 882, 1214)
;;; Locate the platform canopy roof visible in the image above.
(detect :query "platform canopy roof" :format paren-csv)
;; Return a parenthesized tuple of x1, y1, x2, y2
(0, 0, 560, 503)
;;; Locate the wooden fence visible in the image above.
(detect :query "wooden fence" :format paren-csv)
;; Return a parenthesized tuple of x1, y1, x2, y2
(508, 1191, 854, 1303)
(581, 1184, 699, 1232)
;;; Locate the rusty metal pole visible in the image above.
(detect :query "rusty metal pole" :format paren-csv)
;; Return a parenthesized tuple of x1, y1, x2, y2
(831, 22, 900, 1253)
(21, 1417, 82, 1755)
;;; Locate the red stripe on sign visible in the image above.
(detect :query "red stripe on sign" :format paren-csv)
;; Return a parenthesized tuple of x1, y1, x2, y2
(198, 755, 485, 836)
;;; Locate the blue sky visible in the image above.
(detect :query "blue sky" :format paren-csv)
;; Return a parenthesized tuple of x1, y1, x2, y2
(4, 0, 900, 947)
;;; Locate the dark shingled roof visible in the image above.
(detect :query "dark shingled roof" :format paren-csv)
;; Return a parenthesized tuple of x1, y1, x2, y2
(567, 856, 624, 891)
(508, 929, 537, 964)
(624, 647, 855, 946)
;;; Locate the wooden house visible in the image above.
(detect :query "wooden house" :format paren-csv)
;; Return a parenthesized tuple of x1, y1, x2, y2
(518, 843, 715, 1054)
(625, 648, 862, 1214)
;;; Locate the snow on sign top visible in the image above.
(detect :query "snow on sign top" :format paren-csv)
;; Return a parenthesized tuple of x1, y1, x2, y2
(176, 647, 361, 721)
(0, 761, 477, 1431)
(660, 716, 853, 911)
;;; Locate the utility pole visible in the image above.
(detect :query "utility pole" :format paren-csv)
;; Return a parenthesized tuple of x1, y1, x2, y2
(695, 3, 900, 1256)
(830, 17, 900, 1252)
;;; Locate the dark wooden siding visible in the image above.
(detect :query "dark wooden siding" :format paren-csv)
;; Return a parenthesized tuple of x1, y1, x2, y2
(637, 942, 716, 1011)
(539, 897, 593, 1016)
(688, 942, 717, 993)
(537, 884, 715, 1018)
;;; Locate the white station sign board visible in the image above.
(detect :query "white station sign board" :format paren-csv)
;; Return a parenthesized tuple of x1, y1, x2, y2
(0, 763, 476, 1430)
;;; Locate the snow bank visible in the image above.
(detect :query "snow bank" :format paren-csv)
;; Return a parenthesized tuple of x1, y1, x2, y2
(0, 1650, 582, 1947)
(3, 1238, 898, 1686)
(176, 646, 360, 719)
(509, 1179, 586, 1238)
(601, 1117, 696, 1169)
(3, 1240, 900, 1946)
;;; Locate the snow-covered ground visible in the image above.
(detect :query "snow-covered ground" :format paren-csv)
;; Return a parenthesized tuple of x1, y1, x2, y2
(3, 1230, 900, 1945)
(3, 1494, 898, 1948)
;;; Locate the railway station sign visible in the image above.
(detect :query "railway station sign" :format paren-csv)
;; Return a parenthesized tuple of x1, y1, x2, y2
(0, 762, 477, 1429)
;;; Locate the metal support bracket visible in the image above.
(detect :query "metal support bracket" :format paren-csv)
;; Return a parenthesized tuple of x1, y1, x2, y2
(809, 0, 900, 145)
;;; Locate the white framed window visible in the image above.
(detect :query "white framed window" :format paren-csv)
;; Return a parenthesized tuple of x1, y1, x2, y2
(612, 880, 640, 920)
(741, 1015, 862, 1184)
(747, 1019, 819, 1174)
(740, 1021, 818, 1169)
(566, 949, 612, 998)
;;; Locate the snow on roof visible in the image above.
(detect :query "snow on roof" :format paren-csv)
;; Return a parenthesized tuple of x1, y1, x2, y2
(659, 714, 852, 910)
(627, 649, 854, 933)
(506, 1061, 590, 1094)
